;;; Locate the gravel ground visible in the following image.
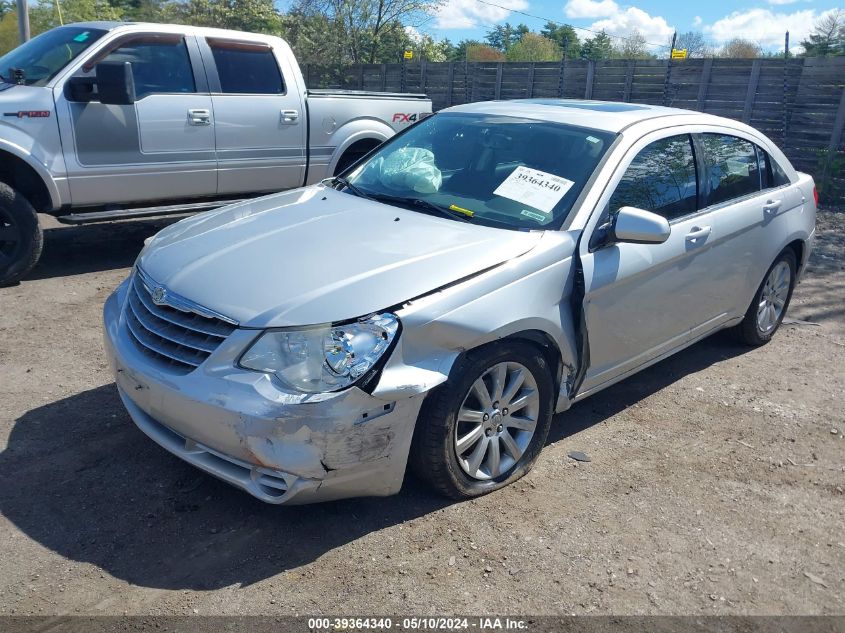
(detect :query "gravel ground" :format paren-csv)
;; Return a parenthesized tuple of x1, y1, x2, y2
(0, 210, 843, 616)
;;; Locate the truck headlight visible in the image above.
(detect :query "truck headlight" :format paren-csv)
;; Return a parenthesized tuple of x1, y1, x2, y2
(239, 313, 399, 393)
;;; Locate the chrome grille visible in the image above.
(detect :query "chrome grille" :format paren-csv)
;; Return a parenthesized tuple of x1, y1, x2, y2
(125, 270, 237, 373)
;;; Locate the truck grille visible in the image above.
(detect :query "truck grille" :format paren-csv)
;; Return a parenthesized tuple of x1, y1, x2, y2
(125, 270, 237, 373)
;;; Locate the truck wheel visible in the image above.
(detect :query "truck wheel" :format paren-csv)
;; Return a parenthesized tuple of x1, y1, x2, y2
(0, 183, 42, 285)
(410, 341, 554, 500)
(734, 249, 796, 346)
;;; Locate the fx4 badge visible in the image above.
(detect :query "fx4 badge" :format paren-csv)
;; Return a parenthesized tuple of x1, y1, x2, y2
(392, 112, 419, 123)
(3, 111, 51, 118)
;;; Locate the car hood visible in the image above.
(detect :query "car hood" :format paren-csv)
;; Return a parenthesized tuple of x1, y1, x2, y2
(139, 186, 544, 327)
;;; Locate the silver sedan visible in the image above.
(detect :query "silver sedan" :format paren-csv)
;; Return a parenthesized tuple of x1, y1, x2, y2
(103, 100, 816, 504)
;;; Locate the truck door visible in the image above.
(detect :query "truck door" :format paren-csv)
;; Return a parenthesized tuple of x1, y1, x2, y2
(199, 37, 306, 195)
(56, 33, 216, 207)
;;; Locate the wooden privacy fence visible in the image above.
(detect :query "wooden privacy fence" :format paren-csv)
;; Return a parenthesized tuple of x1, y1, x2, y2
(303, 57, 845, 200)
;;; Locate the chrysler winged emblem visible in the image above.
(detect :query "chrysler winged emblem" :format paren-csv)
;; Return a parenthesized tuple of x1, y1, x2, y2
(151, 286, 167, 305)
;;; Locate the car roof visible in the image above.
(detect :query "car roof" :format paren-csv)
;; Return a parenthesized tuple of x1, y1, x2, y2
(443, 99, 724, 133)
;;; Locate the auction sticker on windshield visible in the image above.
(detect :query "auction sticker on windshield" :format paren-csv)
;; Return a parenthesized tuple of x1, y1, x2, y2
(493, 166, 575, 214)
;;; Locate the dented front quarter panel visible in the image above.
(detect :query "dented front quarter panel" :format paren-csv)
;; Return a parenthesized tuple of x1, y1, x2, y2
(372, 229, 581, 412)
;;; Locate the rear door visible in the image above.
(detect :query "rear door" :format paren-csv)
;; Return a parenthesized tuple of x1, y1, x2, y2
(199, 37, 306, 195)
(57, 33, 216, 206)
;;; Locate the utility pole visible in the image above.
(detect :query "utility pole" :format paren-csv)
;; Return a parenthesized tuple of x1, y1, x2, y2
(784, 31, 790, 59)
(16, 0, 30, 44)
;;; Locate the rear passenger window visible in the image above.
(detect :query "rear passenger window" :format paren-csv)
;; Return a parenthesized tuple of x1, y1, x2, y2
(609, 134, 698, 221)
(699, 134, 761, 207)
(208, 39, 284, 94)
(103, 36, 195, 99)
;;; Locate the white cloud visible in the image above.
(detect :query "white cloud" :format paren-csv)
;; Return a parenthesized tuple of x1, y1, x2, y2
(705, 7, 837, 49)
(588, 7, 674, 49)
(433, 0, 529, 29)
(563, 0, 619, 19)
(767, 0, 800, 5)
(693, 15, 702, 27)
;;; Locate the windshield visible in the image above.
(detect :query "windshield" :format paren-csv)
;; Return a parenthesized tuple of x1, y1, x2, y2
(344, 112, 616, 231)
(0, 26, 107, 86)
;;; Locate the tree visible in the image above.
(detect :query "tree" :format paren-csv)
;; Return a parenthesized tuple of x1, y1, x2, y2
(720, 38, 761, 58)
(0, 10, 18, 54)
(581, 30, 613, 60)
(484, 22, 528, 53)
(465, 42, 504, 61)
(294, 0, 445, 64)
(675, 31, 710, 58)
(801, 9, 844, 56)
(171, 0, 281, 33)
(506, 33, 560, 62)
(30, 0, 122, 35)
(540, 21, 580, 59)
(449, 38, 482, 61)
(613, 30, 653, 59)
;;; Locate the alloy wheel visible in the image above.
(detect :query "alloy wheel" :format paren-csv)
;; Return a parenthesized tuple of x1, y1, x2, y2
(454, 361, 539, 480)
(756, 260, 791, 334)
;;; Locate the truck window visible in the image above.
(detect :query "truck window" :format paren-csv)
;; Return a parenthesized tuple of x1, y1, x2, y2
(103, 37, 195, 99)
(207, 39, 284, 95)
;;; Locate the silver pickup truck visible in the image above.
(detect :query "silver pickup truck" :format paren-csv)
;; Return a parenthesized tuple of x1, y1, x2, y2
(0, 22, 431, 284)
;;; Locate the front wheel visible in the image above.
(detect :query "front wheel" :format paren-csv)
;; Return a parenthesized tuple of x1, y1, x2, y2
(0, 183, 42, 285)
(734, 249, 796, 346)
(410, 341, 554, 499)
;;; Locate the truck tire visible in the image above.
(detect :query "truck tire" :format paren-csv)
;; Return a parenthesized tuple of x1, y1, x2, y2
(409, 341, 554, 499)
(0, 183, 42, 285)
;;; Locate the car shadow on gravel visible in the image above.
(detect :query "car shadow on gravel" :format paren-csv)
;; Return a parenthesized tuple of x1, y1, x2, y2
(0, 333, 748, 591)
(25, 217, 182, 281)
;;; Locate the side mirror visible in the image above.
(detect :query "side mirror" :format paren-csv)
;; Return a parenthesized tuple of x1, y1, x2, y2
(612, 206, 671, 244)
(95, 61, 136, 105)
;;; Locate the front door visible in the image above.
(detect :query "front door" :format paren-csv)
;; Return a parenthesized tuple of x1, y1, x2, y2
(199, 37, 306, 195)
(56, 33, 216, 207)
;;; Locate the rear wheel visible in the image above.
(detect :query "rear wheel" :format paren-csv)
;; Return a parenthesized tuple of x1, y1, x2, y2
(735, 249, 796, 346)
(0, 182, 42, 285)
(410, 341, 554, 499)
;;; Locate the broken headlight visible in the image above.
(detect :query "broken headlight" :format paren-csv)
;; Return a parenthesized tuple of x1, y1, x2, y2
(239, 313, 399, 393)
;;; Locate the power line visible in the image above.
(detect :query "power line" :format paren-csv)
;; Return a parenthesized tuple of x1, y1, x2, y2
(471, 0, 672, 49)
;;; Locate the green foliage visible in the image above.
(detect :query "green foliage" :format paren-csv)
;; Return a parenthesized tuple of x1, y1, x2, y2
(801, 9, 844, 57)
(720, 38, 761, 58)
(611, 30, 654, 59)
(816, 149, 845, 205)
(505, 33, 560, 62)
(540, 21, 580, 59)
(483, 22, 528, 53)
(580, 30, 613, 60)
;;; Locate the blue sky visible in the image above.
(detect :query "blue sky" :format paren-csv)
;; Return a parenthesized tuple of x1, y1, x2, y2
(414, 0, 844, 52)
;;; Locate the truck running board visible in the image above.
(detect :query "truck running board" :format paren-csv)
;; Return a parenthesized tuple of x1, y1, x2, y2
(57, 199, 247, 225)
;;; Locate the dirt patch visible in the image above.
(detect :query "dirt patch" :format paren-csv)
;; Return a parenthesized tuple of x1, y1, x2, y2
(0, 212, 843, 615)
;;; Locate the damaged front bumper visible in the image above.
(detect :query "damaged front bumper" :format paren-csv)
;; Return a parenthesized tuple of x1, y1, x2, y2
(102, 281, 426, 505)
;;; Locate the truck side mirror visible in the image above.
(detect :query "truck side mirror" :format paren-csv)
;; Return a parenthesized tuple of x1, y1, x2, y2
(66, 61, 136, 105)
(95, 61, 136, 105)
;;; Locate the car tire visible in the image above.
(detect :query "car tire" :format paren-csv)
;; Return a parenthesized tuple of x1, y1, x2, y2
(0, 182, 42, 286)
(409, 341, 555, 500)
(734, 249, 797, 346)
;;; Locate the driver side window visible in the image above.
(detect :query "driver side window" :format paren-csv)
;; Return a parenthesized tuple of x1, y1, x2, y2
(103, 37, 196, 99)
(609, 134, 698, 222)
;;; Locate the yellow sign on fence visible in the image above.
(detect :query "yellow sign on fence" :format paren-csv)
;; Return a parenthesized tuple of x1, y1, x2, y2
(403, 50, 413, 60)
(671, 48, 688, 59)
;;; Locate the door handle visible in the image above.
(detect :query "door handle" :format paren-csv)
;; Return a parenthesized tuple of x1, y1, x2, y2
(685, 226, 711, 243)
(187, 108, 211, 126)
(763, 199, 782, 214)
(281, 109, 299, 124)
